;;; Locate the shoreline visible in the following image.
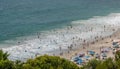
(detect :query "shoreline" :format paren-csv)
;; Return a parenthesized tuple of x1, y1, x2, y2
(1, 13, 120, 61)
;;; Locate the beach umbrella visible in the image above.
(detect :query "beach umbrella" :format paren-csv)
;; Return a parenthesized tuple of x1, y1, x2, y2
(76, 59, 83, 65)
(79, 52, 85, 57)
(95, 54, 100, 58)
(113, 44, 119, 48)
(88, 51, 95, 56)
(112, 42, 118, 45)
(101, 48, 109, 53)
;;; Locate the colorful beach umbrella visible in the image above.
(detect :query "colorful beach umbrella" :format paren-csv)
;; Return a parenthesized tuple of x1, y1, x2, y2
(101, 48, 109, 53)
(76, 59, 83, 65)
(79, 52, 85, 57)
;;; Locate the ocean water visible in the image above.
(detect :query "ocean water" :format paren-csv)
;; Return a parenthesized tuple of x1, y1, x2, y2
(1, 0, 120, 60)
(1, 0, 120, 43)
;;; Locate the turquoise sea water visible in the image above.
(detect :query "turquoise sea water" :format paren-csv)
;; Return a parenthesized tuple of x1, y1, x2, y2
(1, 0, 120, 44)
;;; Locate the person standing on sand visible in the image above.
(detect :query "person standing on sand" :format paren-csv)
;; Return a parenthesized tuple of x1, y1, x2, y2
(83, 40, 86, 43)
(59, 46, 62, 51)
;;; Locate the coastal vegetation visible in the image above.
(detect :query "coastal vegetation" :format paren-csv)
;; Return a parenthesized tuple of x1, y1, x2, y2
(0, 50, 120, 69)
(0, 50, 80, 69)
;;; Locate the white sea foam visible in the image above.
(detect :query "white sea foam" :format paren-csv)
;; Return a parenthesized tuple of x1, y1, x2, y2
(2, 13, 120, 61)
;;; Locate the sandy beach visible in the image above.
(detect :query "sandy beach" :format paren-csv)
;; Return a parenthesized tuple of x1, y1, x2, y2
(61, 28, 120, 61)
